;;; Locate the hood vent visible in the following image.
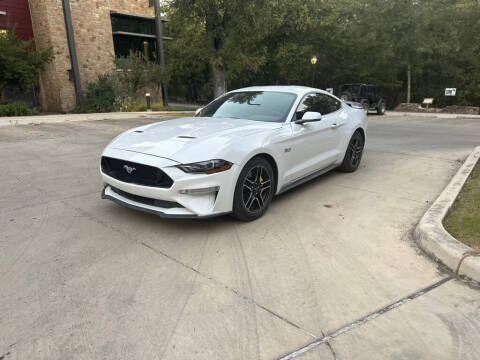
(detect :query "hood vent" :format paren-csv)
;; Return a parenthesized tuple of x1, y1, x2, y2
(177, 135, 197, 139)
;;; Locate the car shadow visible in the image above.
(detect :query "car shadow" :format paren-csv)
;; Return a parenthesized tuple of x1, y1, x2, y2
(102, 167, 348, 229)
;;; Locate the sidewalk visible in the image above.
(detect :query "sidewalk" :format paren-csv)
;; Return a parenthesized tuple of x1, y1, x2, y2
(386, 111, 480, 119)
(0, 111, 195, 126)
(2, 110, 479, 127)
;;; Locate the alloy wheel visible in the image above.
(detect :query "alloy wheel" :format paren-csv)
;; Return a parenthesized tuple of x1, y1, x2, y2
(242, 165, 272, 213)
(349, 137, 363, 168)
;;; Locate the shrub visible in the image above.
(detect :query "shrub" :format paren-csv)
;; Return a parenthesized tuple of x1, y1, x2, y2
(0, 26, 53, 101)
(75, 73, 133, 113)
(0, 102, 36, 117)
(115, 52, 149, 96)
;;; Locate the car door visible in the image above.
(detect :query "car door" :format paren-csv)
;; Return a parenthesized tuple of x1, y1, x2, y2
(283, 93, 343, 183)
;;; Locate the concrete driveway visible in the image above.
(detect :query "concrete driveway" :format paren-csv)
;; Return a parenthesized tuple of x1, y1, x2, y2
(1, 114, 479, 359)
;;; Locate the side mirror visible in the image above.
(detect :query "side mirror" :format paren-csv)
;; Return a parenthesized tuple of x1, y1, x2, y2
(296, 111, 322, 125)
(195, 107, 203, 116)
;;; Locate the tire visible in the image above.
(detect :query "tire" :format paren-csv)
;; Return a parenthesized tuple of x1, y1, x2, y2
(338, 131, 365, 173)
(232, 157, 275, 221)
(361, 101, 369, 112)
(377, 101, 386, 115)
(339, 92, 351, 101)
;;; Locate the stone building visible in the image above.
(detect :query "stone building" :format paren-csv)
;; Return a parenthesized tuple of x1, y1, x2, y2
(1, 0, 165, 112)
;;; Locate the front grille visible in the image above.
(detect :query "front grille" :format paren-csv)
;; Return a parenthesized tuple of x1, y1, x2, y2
(101, 156, 173, 188)
(111, 187, 183, 209)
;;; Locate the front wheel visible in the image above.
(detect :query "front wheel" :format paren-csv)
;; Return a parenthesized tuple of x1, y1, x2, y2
(361, 101, 369, 112)
(338, 131, 365, 172)
(377, 101, 386, 115)
(232, 157, 275, 221)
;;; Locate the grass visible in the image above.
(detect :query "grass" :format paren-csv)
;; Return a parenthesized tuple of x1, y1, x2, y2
(130, 102, 197, 112)
(444, 163, 480, 250)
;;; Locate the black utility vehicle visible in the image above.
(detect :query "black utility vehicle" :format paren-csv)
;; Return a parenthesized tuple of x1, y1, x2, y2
(337, 84, 386, 115)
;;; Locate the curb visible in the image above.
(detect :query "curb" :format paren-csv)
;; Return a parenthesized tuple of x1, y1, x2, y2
(414, 145, 480, 282)
(0, 111, 195, 126)
(386, 111, 480, 119)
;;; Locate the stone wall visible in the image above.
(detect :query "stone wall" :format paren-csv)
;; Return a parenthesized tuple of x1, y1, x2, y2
(29, 0, 155, 112)
(440, 106, 480, 115)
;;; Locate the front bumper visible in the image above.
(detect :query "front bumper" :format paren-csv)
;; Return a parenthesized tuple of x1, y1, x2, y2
(100, 150, 239, 218)
(102, 186, 230, 219)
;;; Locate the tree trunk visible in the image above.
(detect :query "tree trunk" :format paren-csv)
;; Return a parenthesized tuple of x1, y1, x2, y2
(205, 15, 227, 98)
(407, 63, 411, 103)
(0, 83, 5, 104)
(212, 63, 226, 98)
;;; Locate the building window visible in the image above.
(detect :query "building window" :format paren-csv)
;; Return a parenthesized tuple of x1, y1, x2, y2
(111, 12, 157, 60)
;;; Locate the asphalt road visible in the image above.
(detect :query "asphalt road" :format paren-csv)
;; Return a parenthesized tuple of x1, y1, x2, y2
(1, 114, 480, 360)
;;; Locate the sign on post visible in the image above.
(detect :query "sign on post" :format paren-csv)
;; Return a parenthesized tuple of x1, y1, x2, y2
(445, 88, 457, 96)
(423, 98, 434, 112)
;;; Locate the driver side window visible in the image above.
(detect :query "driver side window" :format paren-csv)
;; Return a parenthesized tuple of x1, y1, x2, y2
(295, 94, 323, 120)
(295, 93, 341, 120)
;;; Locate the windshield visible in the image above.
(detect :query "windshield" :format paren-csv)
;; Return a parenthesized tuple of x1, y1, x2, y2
(197, 91, 297, 123)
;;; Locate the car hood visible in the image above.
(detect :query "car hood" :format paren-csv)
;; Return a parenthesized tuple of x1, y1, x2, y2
(110, 117, 281, 164)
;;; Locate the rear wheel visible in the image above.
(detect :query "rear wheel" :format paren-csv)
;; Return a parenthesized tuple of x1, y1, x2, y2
(232, 157, 275, 221)
(338, 131, 364, 172)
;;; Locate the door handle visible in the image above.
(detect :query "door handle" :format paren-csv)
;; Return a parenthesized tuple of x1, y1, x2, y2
(331, 123, 339, 129)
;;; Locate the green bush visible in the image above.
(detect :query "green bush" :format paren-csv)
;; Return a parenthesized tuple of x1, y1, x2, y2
(75, 73, 134, 113)
(0, 102, 36, 117)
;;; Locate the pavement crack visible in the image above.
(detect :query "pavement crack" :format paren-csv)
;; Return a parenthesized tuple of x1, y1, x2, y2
(322, 331, 337, 360)
(278, 276, 454, 360)
(140, 241, 318, 339)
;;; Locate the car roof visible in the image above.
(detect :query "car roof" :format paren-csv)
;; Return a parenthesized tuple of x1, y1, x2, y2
(229, 85, 331, 96)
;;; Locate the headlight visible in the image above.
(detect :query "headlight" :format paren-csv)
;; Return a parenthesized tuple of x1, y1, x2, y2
(176, 159, 233, 174)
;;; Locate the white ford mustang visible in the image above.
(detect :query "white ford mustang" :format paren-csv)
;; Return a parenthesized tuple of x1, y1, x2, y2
(101, 86, 367, 221)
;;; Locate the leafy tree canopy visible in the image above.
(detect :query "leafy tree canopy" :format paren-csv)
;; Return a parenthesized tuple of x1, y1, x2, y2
(165, 0, 480, 108)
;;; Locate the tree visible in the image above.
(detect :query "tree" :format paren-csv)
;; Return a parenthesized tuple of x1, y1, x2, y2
(146, 60, 171, 102)
(168, 0, 267, 98)
(115, 51, 150, 96)
(164, 11, 211, 102)
(0, 27, 52, 101)
(164, 0, 480, 108)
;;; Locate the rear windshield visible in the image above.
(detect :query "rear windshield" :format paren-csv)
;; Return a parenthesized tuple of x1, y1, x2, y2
(198, 91, 297, 123)
(341, 85, 360, 94)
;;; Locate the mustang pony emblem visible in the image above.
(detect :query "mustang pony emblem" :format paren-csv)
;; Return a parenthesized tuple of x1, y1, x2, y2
(123, 165, 136, 174)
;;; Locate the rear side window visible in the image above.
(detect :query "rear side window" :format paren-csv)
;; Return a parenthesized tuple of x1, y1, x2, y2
(321, 95, 342, 114)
